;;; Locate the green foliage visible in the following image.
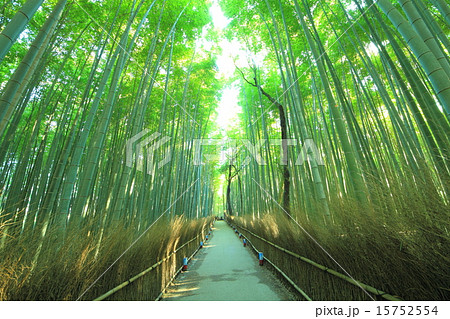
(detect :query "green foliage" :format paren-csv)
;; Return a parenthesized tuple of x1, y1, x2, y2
(0, 0, 448, 300)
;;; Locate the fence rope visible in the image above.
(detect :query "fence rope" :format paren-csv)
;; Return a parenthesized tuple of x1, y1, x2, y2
(235, 224, 312, 300)
(155, 236, 206, 301)
(93, 233, 202, 301)
(231, 222, 402, 301)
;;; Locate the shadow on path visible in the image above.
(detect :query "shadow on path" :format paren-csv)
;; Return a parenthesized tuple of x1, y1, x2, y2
(162, 220, 294, 301)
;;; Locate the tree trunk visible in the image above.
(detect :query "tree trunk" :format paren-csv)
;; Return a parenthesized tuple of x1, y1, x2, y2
(0, 0, 44, 63)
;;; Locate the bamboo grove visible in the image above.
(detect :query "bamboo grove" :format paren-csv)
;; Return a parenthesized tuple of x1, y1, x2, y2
(221, 0, 449, 300)
(0, 0, 449, 300)
(0, 0, 217, 300)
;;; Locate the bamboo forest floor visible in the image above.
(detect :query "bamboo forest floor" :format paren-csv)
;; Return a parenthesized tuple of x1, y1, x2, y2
(162, 221, 295, 301)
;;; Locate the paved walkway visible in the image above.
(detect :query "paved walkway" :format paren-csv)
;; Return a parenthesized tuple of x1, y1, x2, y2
(162, 220, 294, 301)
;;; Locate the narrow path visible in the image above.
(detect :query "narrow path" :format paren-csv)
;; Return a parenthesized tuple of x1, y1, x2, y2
(162, 220, 294, 301)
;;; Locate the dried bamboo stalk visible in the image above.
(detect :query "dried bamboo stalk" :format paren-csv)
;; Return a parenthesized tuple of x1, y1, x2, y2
(233, 223, 402, 301)
(94, 234, 200, 301)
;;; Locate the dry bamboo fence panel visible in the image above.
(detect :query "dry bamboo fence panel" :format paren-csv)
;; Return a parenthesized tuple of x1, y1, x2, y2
(94, 234, 201, 301)
(232, 222, 402, 301)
